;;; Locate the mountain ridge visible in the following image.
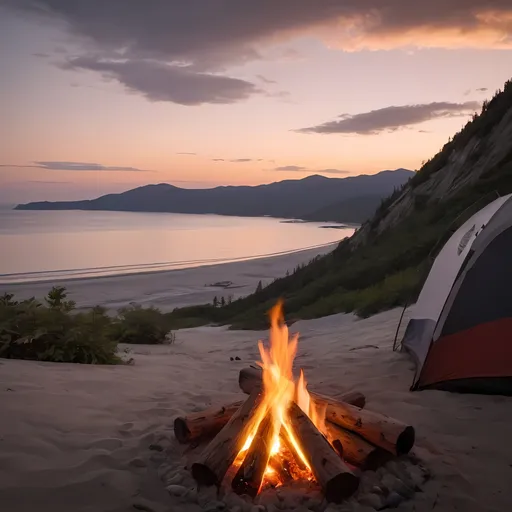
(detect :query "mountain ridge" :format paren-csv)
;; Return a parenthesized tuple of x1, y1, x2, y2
(15, 168, 414, 224)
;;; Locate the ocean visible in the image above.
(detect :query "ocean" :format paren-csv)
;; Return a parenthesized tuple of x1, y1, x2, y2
(0, 210, 354, 284)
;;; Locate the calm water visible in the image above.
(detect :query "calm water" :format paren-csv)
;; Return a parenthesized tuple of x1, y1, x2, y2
(0, 210, 354, 283)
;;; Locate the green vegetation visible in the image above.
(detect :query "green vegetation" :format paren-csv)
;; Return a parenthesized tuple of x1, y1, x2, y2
(1, 287, 176, 364)
(164, 79, 512, 329)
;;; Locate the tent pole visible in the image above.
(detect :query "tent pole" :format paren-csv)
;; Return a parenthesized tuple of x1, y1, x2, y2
(392, 302, 408, 351)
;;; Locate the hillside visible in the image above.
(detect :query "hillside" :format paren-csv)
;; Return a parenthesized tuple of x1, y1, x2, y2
(167, 79, 512, 329)
(15, 169, 413, 223)
(301, 195, 383, 224)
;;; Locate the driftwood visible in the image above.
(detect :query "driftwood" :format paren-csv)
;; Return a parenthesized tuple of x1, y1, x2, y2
(238, 366, 366, 409)
(287, 403, 359, 503)
(324, 402, 415, 456)
(231, 415, 274, 497)
(174, 400, 244, 444)
(326, 423, 393, 470)
(191, 390, 263, 487)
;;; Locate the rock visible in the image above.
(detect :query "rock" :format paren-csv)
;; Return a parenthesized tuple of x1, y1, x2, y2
(167, 484, 187, 497)
(250, 506, 266, 512)
(132, 502, 157, 512)
(230, 357, 234, 361)
(380, 474, 401, 494)
(149, 443, 164, 452)
(166, 473, 184, 486)
(379, 491, 404, 510)
(230, 507, 242, 512)
(184, 487, 198, 503)
(204, 501, 226, 511)
(224, 492, 248, 510)
(235, 356, 241, 361)
(359, 493, 383, 509)
(129, 457, 147, 468)
(257, 490, 280, 508)
(198, 486, 220, 506)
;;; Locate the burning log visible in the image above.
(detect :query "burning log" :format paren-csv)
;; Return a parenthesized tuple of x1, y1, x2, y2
(231, 415, 275, 498)
(191, 390, 263, 487)
(239, 366, 366, 409)
(287, 403, 359, 503)
(326, 423, 393, 471)
(325, 402, 415, 456)
(174, 400, 244, 444)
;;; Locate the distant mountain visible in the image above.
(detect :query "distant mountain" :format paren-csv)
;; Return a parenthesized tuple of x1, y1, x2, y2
(15, 169, 414, 223)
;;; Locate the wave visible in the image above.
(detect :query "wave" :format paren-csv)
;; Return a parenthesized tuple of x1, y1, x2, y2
(0, 241, 337, 285)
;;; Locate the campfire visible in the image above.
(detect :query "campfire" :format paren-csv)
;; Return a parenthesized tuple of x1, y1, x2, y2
(174, 302, 415, 504)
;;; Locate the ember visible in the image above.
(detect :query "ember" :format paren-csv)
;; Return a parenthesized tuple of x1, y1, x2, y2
(177, 301, 416, 504)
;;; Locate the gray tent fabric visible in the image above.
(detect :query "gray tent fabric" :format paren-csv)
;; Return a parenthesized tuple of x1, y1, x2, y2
(400, 193, 512, 393)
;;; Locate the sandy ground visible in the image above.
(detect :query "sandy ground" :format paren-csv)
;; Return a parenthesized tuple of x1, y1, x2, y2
(1, 305, 511, 512)
(0, 245, 335, 312)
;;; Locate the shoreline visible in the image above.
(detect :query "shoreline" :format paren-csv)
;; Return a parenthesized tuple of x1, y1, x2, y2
(0, 241, 339, 286)
(0, 243, 338, 312)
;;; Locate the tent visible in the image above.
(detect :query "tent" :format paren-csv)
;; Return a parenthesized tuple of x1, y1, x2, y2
(401, 193, 512, 395)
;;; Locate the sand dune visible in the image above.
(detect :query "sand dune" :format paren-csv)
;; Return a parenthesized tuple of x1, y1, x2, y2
(1, 304, 511, 512)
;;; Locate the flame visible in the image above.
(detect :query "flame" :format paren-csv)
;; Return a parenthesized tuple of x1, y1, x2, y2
(233, 301, 326, 492)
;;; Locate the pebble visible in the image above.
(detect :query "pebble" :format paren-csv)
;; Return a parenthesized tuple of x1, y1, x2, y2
(380, 491, 404, 509)
(230, 507, 242, 512)
(166, 473, 184, 486)
(204, 501, 227, 511)
(198, 486, 220, 506)
(359, 493, 383, 509)
(129, 457, 147, 468)
(184, 487, 198, 503)
(250, 506, 266, 512)
(166, 484, 188, 497)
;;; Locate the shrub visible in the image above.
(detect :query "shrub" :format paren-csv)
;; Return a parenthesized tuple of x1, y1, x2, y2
(112, 304, 175, 345)
(0, 296, 120, 364)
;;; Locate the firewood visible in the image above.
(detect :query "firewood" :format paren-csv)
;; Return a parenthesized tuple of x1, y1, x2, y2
(287, 402, 359, 503)
(191, 390, 263, 487)
(238, 366, 366, 409)
(231, 414, 275, 497)
(174, 400, 244, 444)
(324, 402, 415, 456)
(326, 423, 393, 470)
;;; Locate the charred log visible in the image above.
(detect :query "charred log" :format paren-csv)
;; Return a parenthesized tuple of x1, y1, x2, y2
(191, 391, 263, 487)
(287, 403, 359, 503)
(326, 423, 393, 470)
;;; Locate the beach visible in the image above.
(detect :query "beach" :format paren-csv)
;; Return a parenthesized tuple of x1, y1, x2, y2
(0, 244, 335, 311)
(1, 249, 512, 512)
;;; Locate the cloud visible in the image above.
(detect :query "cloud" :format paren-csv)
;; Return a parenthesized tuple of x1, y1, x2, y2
(229, 158, 252, 162)
(61, 56, 261, 106)
(464, 87, 489, 96)
(274, 165, 349, 175)
(212, 158, 225, 162)
(176, 152, 197, 155)
(4, 0, 511, 70)
(275, 165, 307, 171)
(1, 161, 151, 171)
(32, 52, 49, 58)
(256, 75, 277, 84)
(297, 101, 481, 135)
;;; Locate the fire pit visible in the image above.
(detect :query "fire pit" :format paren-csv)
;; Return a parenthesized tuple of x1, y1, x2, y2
(174, 302, 416, 505)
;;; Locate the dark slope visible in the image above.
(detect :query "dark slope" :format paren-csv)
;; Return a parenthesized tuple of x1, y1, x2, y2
(302, 195, 383, 224)
(167, 79, 512, 329)
(16, 169, 413, 222)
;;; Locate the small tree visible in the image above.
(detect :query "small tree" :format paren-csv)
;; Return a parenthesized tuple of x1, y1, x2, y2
(228, 295, 233, 304)
(220, 296, 226, 307)
(45, 286, 75, 312)
(213, 296, 218, 308)
(255, 280, 263, 293)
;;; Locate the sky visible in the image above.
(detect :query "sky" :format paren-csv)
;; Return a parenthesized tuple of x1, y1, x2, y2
(0, 1, 511, 204)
